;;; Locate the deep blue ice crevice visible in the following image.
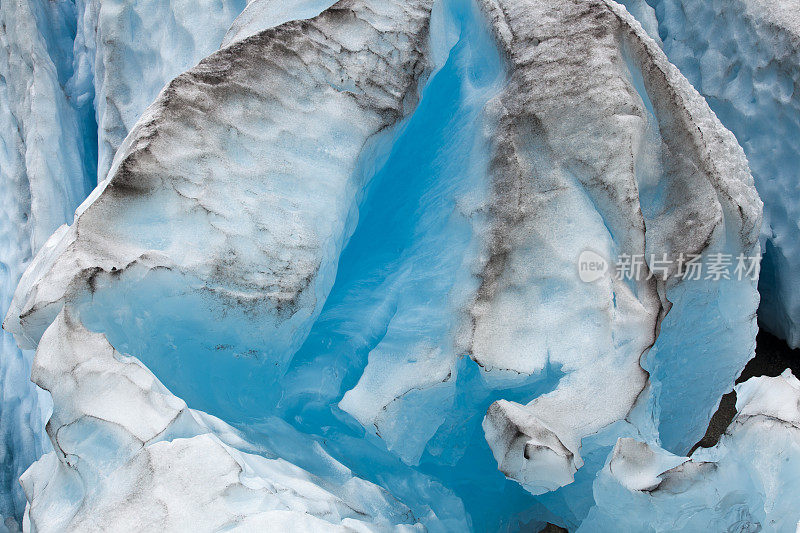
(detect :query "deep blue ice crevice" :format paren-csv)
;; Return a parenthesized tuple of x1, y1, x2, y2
(0, 0, 92, 249)
(333, 0, 507, 467)
(246, 1, 541, 528)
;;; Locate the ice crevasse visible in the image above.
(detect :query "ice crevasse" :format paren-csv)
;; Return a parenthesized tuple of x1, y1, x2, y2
(3, 0, 800, 530)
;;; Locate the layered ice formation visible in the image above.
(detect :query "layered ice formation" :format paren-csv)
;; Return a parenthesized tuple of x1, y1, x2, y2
(1, 0, 796, 530)
(631, 0, 800, 347)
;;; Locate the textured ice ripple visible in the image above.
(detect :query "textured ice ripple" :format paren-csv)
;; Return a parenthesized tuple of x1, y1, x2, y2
(1, 0, 788, 530)
(633, 0, 800, 348)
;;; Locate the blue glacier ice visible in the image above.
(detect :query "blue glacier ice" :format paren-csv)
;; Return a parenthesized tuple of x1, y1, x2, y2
(1, 0, 796, 530)
(0, 0, 245, 528)
(22, 309, 432, 531)
(0, 0, 89, 527)
(71, 0, 246, 183)
(221, 0, 336, 46)
(630, 0, 800, 348)
(580, 370, 800, 532)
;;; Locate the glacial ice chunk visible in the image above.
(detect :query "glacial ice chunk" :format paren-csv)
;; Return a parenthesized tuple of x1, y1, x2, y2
(5, 0, 434, 408)
(637, 0, 800, 347)
(580, 371, 800, 532)
(473, 0, 760, 501)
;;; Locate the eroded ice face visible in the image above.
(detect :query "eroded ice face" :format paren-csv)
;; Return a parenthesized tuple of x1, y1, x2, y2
(630, 0, 800, 349)
(2, 0, 789, 531)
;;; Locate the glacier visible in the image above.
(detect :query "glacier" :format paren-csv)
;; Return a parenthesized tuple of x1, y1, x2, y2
(0, 0, 798, 531)
(72, 0, 247, 183)
(0, 0, 248, 527)
(0, 0, 88, 526)
(579, 371, 800, 532)
(22, 309, 430, 531)
(628, 0, 800, 348)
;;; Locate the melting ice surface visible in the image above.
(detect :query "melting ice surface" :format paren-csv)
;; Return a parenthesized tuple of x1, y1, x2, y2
(73, 0, 555, 529)
(1, 0, 796, 530)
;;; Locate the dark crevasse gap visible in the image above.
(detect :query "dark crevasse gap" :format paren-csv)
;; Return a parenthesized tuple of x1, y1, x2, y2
(692, 329, 800, 452)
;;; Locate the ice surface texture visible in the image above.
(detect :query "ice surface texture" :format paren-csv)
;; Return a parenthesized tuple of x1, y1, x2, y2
(22, 309, 426, 531)
(474, 0, 759, 512)
(580, 371, 800, 532)
(72, 0, 246, 183)
(0, 0, 246, 526)
(0, 0, 90, 525)
(635, 0, 800, 348)
(0, 0, 784, 530)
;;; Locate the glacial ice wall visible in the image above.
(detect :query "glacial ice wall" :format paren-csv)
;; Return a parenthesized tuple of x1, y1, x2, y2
(475, 0, 760, 513)
(0, 0, 247, 527)
(0, 0, 786, 530)
(5, 0, 436, 420)
(634, 0, 800, 347)
(71, 0, 246, 183)
(0, 0, 91, 249)
(0, 0, 90, 525)
(6, 0, 472, 528)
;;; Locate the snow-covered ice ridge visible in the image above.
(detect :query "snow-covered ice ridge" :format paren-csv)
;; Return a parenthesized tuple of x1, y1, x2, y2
(2, 0, 799, 530)
(625, 0, 800, 348)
